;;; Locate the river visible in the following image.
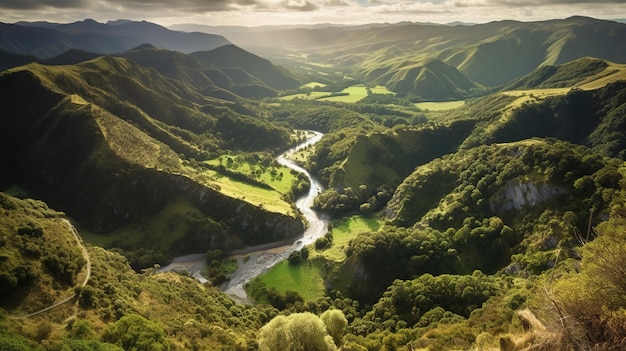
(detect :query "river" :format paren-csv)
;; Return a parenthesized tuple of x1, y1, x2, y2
(159, 131, 329, 302)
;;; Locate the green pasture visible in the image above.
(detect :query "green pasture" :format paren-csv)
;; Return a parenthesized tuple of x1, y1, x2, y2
(279, 91, 332, 101)
(317, 216, 383, 262)
(254, 215, 383, 302)
(370, 85, 395, 94)
(303, 82, 327, 89)
(415, 100, 465, 111)
(205, 156, 298, 195)
(258, 258, 326, 301)
(318, 85, 369, 102)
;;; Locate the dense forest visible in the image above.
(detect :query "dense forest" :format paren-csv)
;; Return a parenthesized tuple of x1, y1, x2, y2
(1, 16, 626, 351)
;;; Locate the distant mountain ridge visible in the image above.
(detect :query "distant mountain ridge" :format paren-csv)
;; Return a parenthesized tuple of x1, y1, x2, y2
(184, 16, 626, 100)
(0, 19, 230, 59)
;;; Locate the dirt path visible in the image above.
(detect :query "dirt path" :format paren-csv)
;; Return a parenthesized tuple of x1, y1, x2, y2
(14, 219, 92, 318)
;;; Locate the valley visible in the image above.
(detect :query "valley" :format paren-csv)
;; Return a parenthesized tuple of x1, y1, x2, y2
(0, 16, 626, 351)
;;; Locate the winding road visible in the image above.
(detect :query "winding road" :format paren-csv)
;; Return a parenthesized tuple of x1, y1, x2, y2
(160, 131, 329, 302)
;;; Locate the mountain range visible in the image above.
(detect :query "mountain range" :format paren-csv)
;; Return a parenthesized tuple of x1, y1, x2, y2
(0, 19, 230, 59)
(1, 15, 626, 351)
(177, 16, 626, 99)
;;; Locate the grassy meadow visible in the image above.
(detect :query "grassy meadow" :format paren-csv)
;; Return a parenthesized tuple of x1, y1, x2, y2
(315, 216, 383, 262)
(415, 100, 465, 111)
(258, 259, 326, 301)
(279, 84, 393, 103)
(254, 215, 383, 301)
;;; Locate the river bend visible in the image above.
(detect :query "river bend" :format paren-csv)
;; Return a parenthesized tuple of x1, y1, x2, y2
(160, 131, 329, 302)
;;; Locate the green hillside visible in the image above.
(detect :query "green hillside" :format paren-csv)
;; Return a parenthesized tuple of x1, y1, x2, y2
(0, 58, 304, 268)
(1, 17, 626, 351)
(0, 193, 86, 315)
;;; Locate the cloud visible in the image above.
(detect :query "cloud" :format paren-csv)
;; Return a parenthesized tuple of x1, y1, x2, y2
(281, 0, 319, 11)
(0, 0, 625, 26)
(1, 0, 89, 10)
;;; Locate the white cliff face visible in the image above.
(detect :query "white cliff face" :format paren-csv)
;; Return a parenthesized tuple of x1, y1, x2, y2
(489, 179, 565, 212)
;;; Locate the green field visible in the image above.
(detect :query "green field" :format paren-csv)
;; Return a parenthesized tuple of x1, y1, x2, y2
(279, 91, 332, 101)
(303, 82, 327, 89)
(415, 100, 465, 111)
(318, 85, 369, 102)
(258, 259, 326, 301)
(254, 215, 383, 302)
(279, 84, 392, 103)
(370, 85, 395, 95)
(205, 155, 299, 195)
(317, 216, 383, 262)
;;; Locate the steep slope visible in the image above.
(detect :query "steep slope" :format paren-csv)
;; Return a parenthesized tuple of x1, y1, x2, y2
(503, 57, 610, 90)
(461, 80, 626, 158)
(380, 60, 477, 100)
(0, 60, 302, 266)
(0, 193, 87, 314)
(192, 44, 301, 92)
(1, 19, 231, 59)
(121, 44, 301, 99)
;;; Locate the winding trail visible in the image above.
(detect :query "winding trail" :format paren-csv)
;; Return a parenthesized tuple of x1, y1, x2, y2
(15, 219, 91, 318)
(160, 131, 329, 302)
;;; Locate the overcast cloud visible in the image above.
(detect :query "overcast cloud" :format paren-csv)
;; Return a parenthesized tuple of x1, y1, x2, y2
(0, 0, 624, 26)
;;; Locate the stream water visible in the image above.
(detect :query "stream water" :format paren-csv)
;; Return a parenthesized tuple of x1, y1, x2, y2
(160, 131, 329, 302)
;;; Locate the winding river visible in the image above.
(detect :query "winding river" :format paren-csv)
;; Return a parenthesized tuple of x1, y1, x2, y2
(160, 131, 329, 302)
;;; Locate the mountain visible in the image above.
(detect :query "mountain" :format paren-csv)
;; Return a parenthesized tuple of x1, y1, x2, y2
(0, 49, 37, 70)
(121, 44, 301, 99)
(502, 56, 612, 90)
(187, 17, 626, 99)
(375, 59, 478, 100)
(193, 44, 301, 90)
(0, 57, 302, 267)
(0, 19, 231, 59)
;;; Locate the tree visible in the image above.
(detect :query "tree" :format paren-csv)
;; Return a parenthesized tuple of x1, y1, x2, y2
(102, 314, 170, 351)
(258, 312, 337, 351)
(321, 309, 348, 347)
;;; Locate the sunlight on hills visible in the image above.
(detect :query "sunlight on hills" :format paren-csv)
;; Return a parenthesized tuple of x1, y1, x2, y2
(415, 100, 465, 111)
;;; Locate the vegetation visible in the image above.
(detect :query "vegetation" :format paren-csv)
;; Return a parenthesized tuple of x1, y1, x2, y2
(2, 18, 626, 351)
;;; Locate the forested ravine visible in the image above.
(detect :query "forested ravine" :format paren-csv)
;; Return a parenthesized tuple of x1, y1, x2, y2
(161, 131, 329, 302)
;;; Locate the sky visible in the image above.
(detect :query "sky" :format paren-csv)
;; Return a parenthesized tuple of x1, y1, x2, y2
(0, 0, 625, 27)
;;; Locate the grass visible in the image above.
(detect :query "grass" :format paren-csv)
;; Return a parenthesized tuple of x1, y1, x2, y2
(302, 82, 327, 89)
(279, 91, 332, 101)
(258, 259, 326, 301)
(280, 84, 393, 103)
(370, 85, 395, 95)
(317, 216, 383, 262)
(203, 168, 294, 215)
(415, 100, 465, 111)
(205, 156, 299, 195)
(318, 85, 369, 103)
(256, 215, 382, 301)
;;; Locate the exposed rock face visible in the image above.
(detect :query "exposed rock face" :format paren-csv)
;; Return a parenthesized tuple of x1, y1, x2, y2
(489, 179, 566, 212)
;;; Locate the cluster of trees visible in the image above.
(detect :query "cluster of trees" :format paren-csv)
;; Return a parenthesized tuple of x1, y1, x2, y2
(0, 194, 85, 308)
(258, 310, 348, 351)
